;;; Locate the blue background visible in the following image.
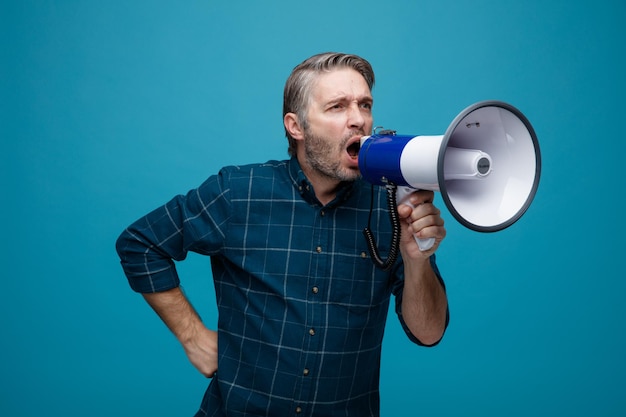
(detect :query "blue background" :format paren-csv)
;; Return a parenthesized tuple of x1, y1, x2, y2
(2, 1, 625, 416)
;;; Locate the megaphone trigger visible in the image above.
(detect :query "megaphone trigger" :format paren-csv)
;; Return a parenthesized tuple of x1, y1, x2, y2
(396, 186, 436, 251)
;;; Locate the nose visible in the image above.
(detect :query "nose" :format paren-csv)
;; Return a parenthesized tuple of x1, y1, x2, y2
(347, 102, 366, 130)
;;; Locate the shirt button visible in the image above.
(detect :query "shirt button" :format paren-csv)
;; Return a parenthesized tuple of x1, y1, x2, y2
(361, 251, 367, 258)
(315, 246, 322, 253)
(309, 328, 316, 336)
(295, 406, 302, 413)
(320, 210, 325, 216)
(303, 368, 310, 376)
(312, 286, 319, 294)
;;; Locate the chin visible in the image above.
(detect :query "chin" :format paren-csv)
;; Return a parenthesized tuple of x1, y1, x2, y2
(337, 168, 360, 182)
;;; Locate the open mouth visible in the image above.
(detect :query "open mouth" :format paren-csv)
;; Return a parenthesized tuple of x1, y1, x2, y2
(347, 141, 360, 159)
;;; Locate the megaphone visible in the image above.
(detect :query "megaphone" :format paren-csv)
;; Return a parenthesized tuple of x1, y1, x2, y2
(358, 100, 541, 267)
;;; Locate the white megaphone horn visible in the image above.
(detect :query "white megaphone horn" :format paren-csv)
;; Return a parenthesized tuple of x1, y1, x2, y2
(358, 100, 541, 265)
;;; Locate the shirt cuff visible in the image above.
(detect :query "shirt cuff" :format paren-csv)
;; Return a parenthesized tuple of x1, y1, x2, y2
(122, 261, 181, 293)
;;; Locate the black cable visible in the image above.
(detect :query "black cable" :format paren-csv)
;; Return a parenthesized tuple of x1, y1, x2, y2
(362, 183, 401, 270)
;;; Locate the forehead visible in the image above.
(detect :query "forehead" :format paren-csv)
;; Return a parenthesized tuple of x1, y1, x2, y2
(310, 68, 372, 102)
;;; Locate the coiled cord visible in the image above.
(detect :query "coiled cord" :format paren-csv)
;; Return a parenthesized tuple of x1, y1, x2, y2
(362, 183, 401, 270)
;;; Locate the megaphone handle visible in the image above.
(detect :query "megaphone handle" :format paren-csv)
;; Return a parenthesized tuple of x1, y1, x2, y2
(396, 186, 436, 251)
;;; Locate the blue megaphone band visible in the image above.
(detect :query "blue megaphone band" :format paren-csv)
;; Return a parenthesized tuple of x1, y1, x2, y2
(358, 134, 415, 186)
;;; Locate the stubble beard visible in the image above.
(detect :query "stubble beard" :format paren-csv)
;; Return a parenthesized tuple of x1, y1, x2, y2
(303, 129, 362, 183)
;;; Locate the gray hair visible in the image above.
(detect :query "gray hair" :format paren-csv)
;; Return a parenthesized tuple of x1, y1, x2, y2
(283, 52, 375, 157)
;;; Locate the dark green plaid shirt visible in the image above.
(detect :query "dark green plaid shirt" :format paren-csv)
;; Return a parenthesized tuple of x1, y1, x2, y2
(116, 157, 446, 416)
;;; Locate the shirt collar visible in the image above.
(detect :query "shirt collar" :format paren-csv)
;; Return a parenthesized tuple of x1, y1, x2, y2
(287, 157, 356, 208)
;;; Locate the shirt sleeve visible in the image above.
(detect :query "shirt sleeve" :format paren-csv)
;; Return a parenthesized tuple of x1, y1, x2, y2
(391, 254, 450, 347)
(115, 170, 231, 293)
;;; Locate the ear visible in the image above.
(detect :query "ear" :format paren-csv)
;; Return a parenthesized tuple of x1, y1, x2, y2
(284, 112, 305, 140)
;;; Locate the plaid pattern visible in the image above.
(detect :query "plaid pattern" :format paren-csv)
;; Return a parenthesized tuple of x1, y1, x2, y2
(116, 158, 444, 416)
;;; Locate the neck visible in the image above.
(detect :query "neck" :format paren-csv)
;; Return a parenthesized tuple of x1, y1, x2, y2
(297, 156, 341, 206)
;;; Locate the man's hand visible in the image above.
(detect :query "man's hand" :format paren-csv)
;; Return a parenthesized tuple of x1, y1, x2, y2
(181, 326, 218, 378)
(396, 189, 446, 259)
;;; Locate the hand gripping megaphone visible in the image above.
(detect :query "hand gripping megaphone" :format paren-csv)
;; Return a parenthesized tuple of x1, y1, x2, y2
(358, 101, 541, 269)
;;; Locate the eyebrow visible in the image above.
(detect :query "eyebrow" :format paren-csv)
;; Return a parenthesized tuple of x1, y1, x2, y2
(325, 93, 373, 105)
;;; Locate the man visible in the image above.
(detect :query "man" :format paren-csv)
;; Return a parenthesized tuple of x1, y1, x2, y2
(116, 52, 448, 416)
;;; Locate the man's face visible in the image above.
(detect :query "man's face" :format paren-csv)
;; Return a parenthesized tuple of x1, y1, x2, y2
(301, 68, 374, 182)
